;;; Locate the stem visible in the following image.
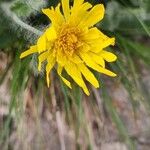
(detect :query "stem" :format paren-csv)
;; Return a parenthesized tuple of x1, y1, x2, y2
(1, 2, 43, 36)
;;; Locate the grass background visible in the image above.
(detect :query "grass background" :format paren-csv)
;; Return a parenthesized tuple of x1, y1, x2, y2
(0, 0, 150, 150)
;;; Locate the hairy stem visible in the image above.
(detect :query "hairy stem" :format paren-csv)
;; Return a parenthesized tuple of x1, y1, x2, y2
(1, 2, 43, 36)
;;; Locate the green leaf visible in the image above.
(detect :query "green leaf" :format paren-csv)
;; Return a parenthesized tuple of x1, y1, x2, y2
(99, 1, 150, 36)
(11, 1, 32, 17)
(11, 0, 47, 17)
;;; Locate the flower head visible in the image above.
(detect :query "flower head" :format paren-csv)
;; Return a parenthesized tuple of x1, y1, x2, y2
(20, 0, 117, 95)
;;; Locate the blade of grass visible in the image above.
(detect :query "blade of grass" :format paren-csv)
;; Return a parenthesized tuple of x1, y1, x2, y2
(116, 35, 150, 112)
(119, 0, 150, 37)
(0, 51, 30, 145)
(72, 85, 83, 141)
(119, 37, 150, 66)
(0, 61, 13, 85)
(101, 84, 135, 150)
(60, 79, 72, 124)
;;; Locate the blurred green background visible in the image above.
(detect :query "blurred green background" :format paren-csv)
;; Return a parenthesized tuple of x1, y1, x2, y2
(0, 0, 150, 150)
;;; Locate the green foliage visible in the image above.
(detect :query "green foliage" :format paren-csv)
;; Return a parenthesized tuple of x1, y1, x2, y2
(117, 35, 150, 66)
(100, 0, 150, 35)
(0, 9, 18, 49)
(10, 0, 46, 17)
(11, 1, 32, 17)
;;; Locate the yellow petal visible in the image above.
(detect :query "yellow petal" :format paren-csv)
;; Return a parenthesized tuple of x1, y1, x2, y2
(73, 0, 84, 8)
(89, 37, 115, 53)
(82, 27, 108, 41)
(57, 65, 72, 89)
(65, 62, 90, 95)
(70, 2, 92, 25)
(97, 67, 117, 77)
(100, 51, 117, 62)
(78, 63, 99, 88)
(61, 0, 70, 20)
(71, 0, 85, 18)
(82, 27, 101, 40)
(45, 26, 57, 41)
(38, 51, 48, 71)
(79, 4, 105, 27)
(80, 53, 116, 77)
(101, 37, 115, 47)
(46, 55, 55, 87)
(79, 43, 90, 53)
(37, 34, 47, 53)
(89, 44, 103, 53)
(79, 52, 100, 71)
(20, 45, 37, 59)
(56, 50, 68, 66)
(70, 54, 83, 64)
(55, 3, 65, 23)
(42, 4, 64, 30)
(88, 52, 105, 67)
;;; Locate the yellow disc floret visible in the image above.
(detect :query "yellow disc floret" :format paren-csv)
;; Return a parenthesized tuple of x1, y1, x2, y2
(54, 24, 82, 57)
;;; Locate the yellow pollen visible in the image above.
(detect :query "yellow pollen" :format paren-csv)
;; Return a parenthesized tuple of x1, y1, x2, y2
(54, 25, 82, 56)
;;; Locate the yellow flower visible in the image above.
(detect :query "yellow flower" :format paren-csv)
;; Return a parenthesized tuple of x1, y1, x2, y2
(20, 0, 117, 95)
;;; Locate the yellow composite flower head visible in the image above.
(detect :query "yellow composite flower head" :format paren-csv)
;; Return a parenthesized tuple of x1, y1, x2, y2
(20, 0, 117, 95)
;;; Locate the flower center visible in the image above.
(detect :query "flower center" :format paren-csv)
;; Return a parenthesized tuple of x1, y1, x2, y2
(54, 25, 82, 56)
